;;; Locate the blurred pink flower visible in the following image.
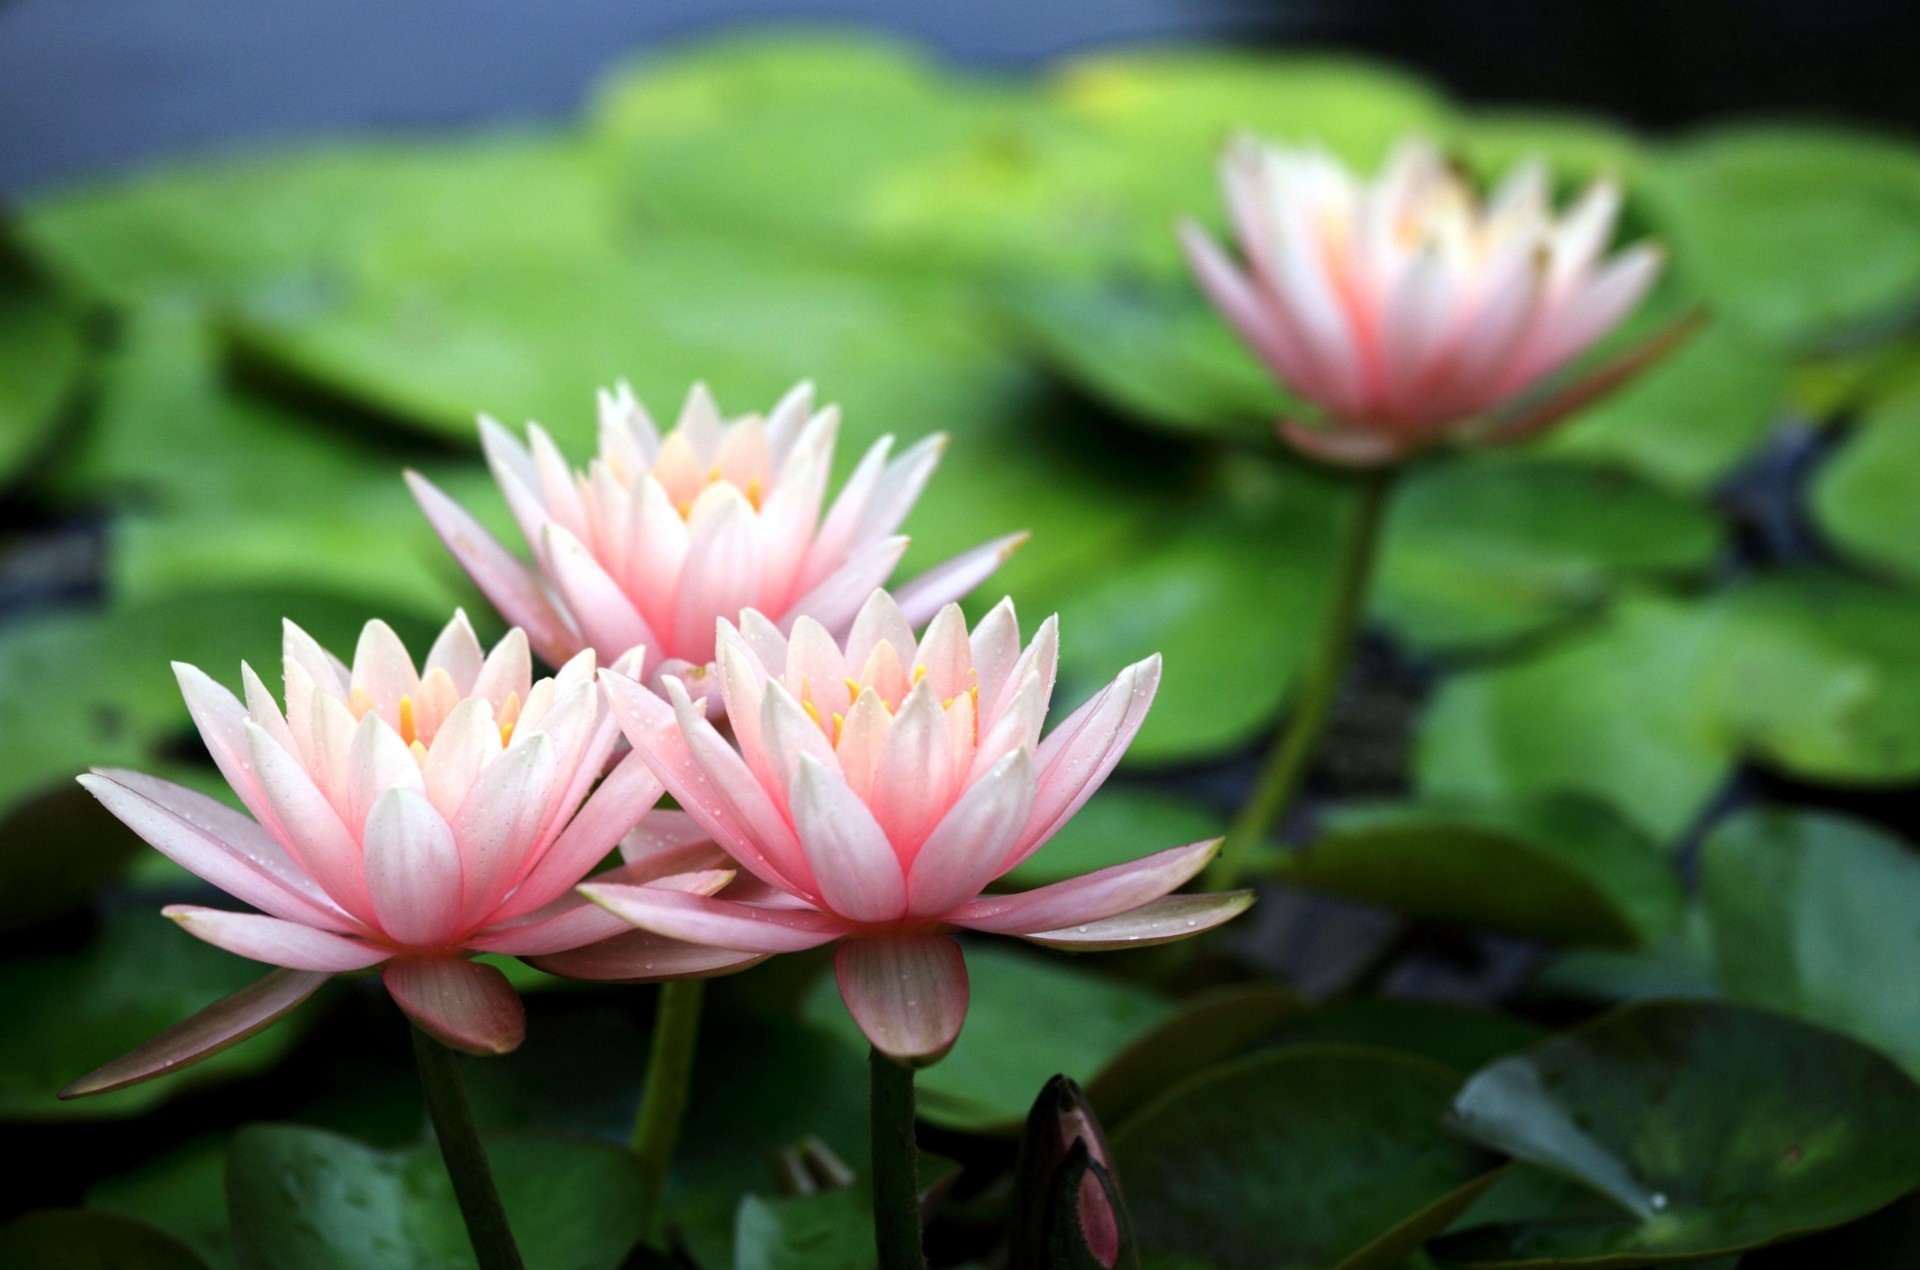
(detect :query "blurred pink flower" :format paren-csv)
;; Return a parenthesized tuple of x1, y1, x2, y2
(1182, 137, 1677, 465)
(408, 381, 1025, 686)
(582, 592, 1254, 1064)
(68, 613, 754, 1089)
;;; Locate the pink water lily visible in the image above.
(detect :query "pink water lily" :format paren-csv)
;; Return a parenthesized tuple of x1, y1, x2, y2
(1182, 136, 1678, 465)
(408, 380, 1025, 687)
(581, 591, 1254, 1064)
(66, 613, 753, 1093)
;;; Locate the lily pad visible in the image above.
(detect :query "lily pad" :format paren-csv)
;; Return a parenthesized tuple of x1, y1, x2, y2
(1418, 578, 1920, 839)
(1701, 809, 1920, 1081)
(1267, 798, 1683, 947)
(1812, 389, 1920, 584)
(1642, 126, 1920, 346)
(1113, 1045, 1501, 1270)
(0, 279, 88, 484)
(1265, 1000, 1546, 1076)
(225, 1124, 647, 1270)
(1051, 457, 1348, 764)
(0, 1210, 209, 1270)
(803, 943, 1173, 1134)
(0, 906, 318, 1121)
(89, 1137, 236, 1270)
(1440, 1000, 1920, 1265)
(733, 1187, 873, 1270)
(1376, 455, 1722, 651)
(1085, 983, 1305, 1125)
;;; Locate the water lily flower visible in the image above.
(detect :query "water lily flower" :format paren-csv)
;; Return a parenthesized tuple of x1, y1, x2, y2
(1181, 136, 1682, 465)
(65, 612, 755, 1097)
(581, 591, 1255, 1064)
(408, 381, 1025, 687)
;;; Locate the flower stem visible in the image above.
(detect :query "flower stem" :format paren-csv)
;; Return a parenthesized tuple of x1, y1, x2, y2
(869, 1048, 927, 1270)
(1204, 465, 1397, 890)
(629, 977, 706, 1238)
(410, 1025, 525, 1270)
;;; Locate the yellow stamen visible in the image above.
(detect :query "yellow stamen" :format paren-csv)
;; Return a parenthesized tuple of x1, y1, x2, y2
(408, 739, 429, 766)
(498, 690, 521, 746)
(397, 695, 418, 746)
(745, 477, 763, 509)
(831, 712, 845, 746)
(347, 685, 375, 721)
(844, 677, 863, 703)
(911, 664, 928, 685)
(802, 699, 825, 731)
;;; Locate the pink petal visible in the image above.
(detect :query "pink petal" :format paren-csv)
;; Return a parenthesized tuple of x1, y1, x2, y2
(424, 610, 487, 692)
(174, 662, 288, 840)
(363, 788, 465, 948)
(783, 535, 910, 637)
(834, 934, 968, 1064)
(60, 968, 331, 1100)
(598, 670, 810, 896)
(1277, 419, 1408, 466)
(905, 750, 1036, 918)
(672, 487, 766, 663)
(529, 930, 770, 982)
(493, 749, 667, 921)
(967, 598, 1023, 720)
(801, 434, 890, 589)
(452, 733, 558, 926)
(871, 681, 954, 855)
(580, 885, 850, 952)
(619, 808, 715, 865)
(350, 620, 421, 720)
(475, 862, 732, 955)
(950, 839, 1222, 934)
(164, 905, 390, 972)
(1010, 655, 1160, 871)
(1011, 891, 1256, 951)
(791, 753, 907, 923)
(859, 433, 947, 541)
(542, 523, 655, 665)
(79, 771, 352, 931)
(346, 712, 426, 837)
(245, 721, 375, 919)
(382, 958, 525, 1055)
(893, 532, 1029, 631)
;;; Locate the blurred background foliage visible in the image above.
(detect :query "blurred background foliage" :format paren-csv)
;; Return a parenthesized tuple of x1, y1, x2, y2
(3, 17, 1920, 1270)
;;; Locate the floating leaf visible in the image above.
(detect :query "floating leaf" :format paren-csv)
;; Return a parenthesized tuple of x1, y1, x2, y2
(1441, 1000, 1920, 1265)
(1003, 786, 1226, 890)
(89, 1136, 236, 1270)
(1377, 454, 1721, 650)
(804, 944, 1173, 1134)
(1085, 983, 1304, 1126)
(0, 278, 87, 484)
(1114, 1046, 1500, 1270)
(1268, 798, 1683, 946)
(0, 1210, 209, 1270)
(1642, 126, 1920, 346)
(1701, 809, 1920, 1081)
(225, 1125, 647, 1270)
(1265, 999, 1546, 1075)
(733, 1187, 873, 1270)
(1812, 389, 1920, 584)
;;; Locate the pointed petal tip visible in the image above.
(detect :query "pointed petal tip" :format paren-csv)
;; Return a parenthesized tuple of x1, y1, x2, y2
(383, 958, 526, 1056)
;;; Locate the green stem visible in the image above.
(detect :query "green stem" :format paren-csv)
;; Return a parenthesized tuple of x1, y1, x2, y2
(629, 977, 706, 1238)
(869, 1048, 928, 1270)
(1204, 465, 1397, 891)
(410, 1026, 525, 1270)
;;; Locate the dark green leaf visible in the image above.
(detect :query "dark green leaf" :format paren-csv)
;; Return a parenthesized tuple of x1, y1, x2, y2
(1812, 389, 1920, 584)
(1441, 1000, 1920, 1265)
(0, 281, 87, 483)
(1114, 1045, 1501, 1270)
(1268, 798, 1684, 946)
(225, 1125, 646, 1270)
(89, 1137, 236, 1270)
(0, 1210, 210, 1270)
(1701, 809, 1920, 1081)
(1377, 454, 1721, 651)
(733, 1187, 874, 1270)
(1085, 983, 1305, 1127)
(803, 944, 1174, 1133)
(1266, 999, 1546, 1076)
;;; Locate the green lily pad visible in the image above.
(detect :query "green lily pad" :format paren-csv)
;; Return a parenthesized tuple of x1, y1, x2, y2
(1530, 917, 1721, 1006)
(1114, 1045, 1501, 1270)
(0, 1210, 210, 1270)
(1086, 983, 1305, 1126)
(1739, 1191, 1920, 1270)
(90, 1136, 236, 1270)
(0, 279, 88, 484)
(1268, 798, 1683, 947)
(19, 134, 621, 310)
(1376, 455, 1722, 651)
(1051, 457, 1348, 764)
(1642, 126, 1920, 346)
(1418, 578, 1920, 839)
(592, 31, 1022, 265)
(0, 906, 318, 1121)
(1541, 316, 1787, 495)
(1266, 1000, 1546, 1076)
(995, 272, 1290, 441)
(1447, 111, 1647, 184)
(225, 1124, 647, 1270)
(1812, 389, 1920, 584)
(803, 943, 1173, 1134)
(1440, 1000, 1920, 1265)
(733, 1187, 873, 1270)
(1003, 786, 1226, 890)
(1701, 809, 1920, 1081)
